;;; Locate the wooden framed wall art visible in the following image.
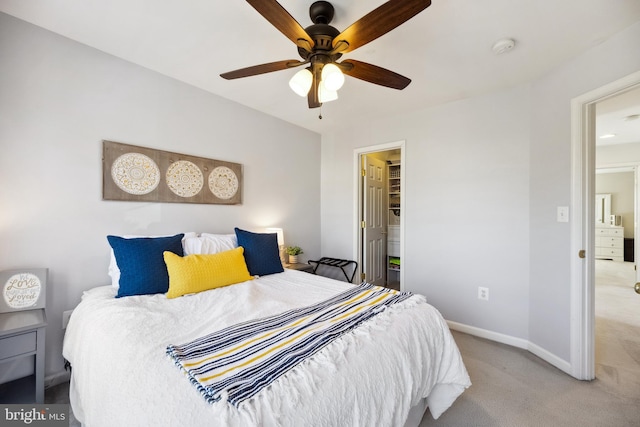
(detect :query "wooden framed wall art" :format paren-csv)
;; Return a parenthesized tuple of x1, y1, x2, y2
(103, 140, 243, 205)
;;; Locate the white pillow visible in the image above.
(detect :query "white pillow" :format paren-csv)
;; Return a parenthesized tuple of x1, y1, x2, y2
(108, 232, 197, 289)
(183, 233, 238, 256)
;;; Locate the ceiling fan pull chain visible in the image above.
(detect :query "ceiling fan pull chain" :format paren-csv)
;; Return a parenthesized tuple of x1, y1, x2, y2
(319, 105, 323, 120)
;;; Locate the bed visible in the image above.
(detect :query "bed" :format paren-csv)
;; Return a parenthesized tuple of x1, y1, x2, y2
(62, 230, 470, 426)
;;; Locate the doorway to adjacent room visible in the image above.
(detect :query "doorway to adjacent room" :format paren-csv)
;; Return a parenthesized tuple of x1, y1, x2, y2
(570, 70, 640, 380)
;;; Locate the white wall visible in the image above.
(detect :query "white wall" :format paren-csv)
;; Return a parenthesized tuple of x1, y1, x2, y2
(597, 142, 640, 165)
(322, 20, 640, 368)
(528, 21, 640, 362)
(322, 85, 531, 339)
(0, 13, 321, 380)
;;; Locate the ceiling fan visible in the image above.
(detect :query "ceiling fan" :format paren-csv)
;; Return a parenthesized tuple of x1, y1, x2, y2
(220, 0, 432, 109)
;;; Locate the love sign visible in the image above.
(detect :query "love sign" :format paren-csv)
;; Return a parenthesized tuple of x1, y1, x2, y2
(0, 268, 47, 313)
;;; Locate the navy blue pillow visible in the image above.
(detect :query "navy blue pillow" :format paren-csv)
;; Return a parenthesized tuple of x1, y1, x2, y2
(107, 234, 184, 298)
(234, 228, 284, 276)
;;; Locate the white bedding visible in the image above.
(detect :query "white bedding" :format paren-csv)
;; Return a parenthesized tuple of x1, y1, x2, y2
(63, 270, 470, 427)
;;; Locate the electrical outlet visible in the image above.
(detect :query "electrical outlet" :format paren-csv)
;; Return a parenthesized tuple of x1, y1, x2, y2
(62, 310, 73, 329)
(478, 287, 489, 301)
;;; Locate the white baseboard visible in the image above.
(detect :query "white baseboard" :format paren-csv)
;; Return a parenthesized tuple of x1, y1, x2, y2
(447, 320, 529, 349)
(45, 370, 71, 389)
(527, 341, 572, 375)
(447, 320, 572, 377)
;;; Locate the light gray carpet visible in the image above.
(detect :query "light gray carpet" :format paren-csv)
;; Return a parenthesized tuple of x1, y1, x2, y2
(46, 260, 640, 426)
(420, 259, 640, 426)
(44, 380, 79, 427)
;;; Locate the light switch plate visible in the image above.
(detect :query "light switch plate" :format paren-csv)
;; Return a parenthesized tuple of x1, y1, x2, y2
(557, 206, 569, 222)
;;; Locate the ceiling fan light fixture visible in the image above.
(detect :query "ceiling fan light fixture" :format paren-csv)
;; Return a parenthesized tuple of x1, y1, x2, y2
(289, 68, 313, 96)
(321, 63, 345, 91)
(318, 80, 338, 103)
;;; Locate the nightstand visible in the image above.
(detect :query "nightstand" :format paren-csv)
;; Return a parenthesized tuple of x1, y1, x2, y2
(0, 309, 47, 403)
(285, 263, 315, 274)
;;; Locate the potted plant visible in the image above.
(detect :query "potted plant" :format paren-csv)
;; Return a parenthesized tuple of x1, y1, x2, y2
(285, 246, 303, 264)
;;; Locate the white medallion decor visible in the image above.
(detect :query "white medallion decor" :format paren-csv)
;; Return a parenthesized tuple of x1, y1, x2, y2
(111, 153, 160, 195)
(166, 160, 204, 198)
(103, 141, 242, 205)
(3, 272, 41, 309)
(208, 166, 239, 199)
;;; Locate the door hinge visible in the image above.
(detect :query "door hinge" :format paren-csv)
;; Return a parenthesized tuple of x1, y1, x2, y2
(361, 273, 366, 281)
(361, 220, 366, 228)
(578, 250, 585, 259)
(361, 169, 366, 177)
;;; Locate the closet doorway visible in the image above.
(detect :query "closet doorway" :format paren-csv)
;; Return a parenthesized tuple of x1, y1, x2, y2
(354, 141, 405, 290)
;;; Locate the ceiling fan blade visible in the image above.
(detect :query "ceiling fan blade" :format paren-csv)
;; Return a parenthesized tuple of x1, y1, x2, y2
(247, 0, 314, 50)
(332, 0, 431, 53)
(220, 60, 305, 80)
(340, 60, 411, 90)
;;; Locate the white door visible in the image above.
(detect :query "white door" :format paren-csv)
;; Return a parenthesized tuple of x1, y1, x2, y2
(362, 155, 386, 286)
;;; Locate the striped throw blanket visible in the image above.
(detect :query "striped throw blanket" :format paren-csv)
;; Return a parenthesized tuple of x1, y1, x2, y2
(166, 283, 414, 407)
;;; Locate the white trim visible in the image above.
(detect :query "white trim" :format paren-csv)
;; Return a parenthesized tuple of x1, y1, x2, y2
(570, 70, 640, 380)
(447, 321, 572, 375)
(447, 320, 528, 349)
(528, 342, 573, 374)
(353, 141, 406, 288)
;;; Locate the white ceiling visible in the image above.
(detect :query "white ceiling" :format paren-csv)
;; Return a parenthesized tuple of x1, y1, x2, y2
(596, 85, 640, 146)
(1, 0, 640, 135)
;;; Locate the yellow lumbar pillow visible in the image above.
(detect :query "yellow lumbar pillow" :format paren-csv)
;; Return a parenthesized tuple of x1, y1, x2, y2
(164, 247, 253, 299)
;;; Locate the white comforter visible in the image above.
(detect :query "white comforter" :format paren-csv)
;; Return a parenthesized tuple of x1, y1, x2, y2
(63, 270, 470, 427)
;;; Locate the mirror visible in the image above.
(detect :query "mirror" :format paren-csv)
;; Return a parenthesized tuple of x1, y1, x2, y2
(595, 193, 611, 224)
